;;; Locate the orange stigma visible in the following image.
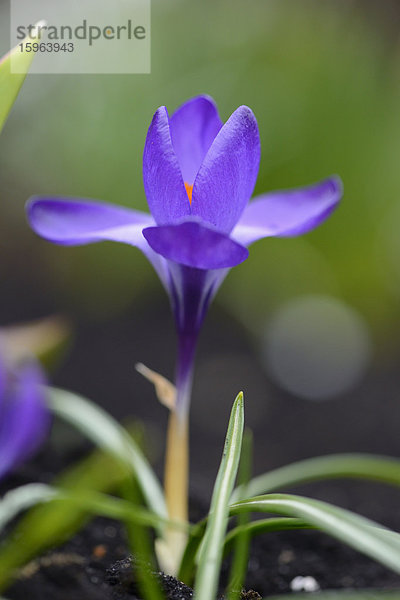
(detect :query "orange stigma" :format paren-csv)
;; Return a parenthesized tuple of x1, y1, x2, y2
(184, 182, 193, 204)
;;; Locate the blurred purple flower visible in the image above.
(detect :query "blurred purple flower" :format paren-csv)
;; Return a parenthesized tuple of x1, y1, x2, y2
(0, 354, 50, 481)
(27, 95, 342, 416)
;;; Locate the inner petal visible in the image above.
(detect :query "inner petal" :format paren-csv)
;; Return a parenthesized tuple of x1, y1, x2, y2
(169, 96, 223, 185)
(184, 182, 193, 205)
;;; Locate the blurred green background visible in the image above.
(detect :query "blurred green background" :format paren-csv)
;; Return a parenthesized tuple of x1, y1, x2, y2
(1, 0, 400, 480)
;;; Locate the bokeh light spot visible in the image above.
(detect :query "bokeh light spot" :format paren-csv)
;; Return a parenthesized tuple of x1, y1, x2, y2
(262, 295, 372, 400)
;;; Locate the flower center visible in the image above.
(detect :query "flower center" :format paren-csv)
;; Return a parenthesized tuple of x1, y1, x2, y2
(184, 182, 193, 205)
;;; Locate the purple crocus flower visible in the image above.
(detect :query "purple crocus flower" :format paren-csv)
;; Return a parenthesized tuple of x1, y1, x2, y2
(27, 95, 341, 537)
(0, 353, 50, 481)
(26, 95, 342, 421)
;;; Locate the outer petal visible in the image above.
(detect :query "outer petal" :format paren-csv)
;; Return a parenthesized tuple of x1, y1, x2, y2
(27, 197, 154, 246)
(143, 220, 248, 270)
(0, 351, 5, 402)
(191, 105, 260, 233)
(143, 106, 191, 224)
(232, 176, 343, 246)
(27, 197, 170, 288)
(0, 362, 50, 480)
(169, 95, 223, 185)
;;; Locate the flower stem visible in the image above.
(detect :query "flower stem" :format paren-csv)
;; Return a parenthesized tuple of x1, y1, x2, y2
(157, 333, 197, 575)
(164, 408, 189, 523)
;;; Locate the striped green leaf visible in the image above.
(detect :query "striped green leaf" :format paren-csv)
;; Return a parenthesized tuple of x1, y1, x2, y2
(47, 387, 167, 522)
(231, 454, 400, 503)
(230, 493, 400, 575)
(194, 392, 244, 600)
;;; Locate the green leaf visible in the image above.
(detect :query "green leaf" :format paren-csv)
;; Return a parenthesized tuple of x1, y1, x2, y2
(0, 484, 58, 531)
(0, 447, 129, 589)
(0, 453, 181, 592)
(123, 476, 165, 600)
(49, 490, 177, 532)
(194, 392, 244, 600)
(224, 517, 312, 556)
(178, 519, 207, 584)
(179, 516, 311, 585)
(230, 493, 400, 575)
(231, 453, 400, 503)
(227, 429, 253, 600)
(47, 387, 167, 522)
(0, 485, 171, 537)
(0, 22, 43, 133)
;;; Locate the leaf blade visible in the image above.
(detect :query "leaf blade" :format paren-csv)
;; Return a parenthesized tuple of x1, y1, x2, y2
(0, 483, 58, 532)
(230, 493, 400, 574)
(231, 454, 400, 503)
(194, 392, 244, 600)
(227, 428, 253, 600)
(0, 22, 44, 133)
(223, 517, 312, 557)
(47, 386, 167, 521)
(0, 448, 129, 589)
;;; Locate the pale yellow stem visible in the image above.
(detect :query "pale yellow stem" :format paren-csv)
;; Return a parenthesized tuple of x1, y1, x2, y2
(156, 409, 189, 575)
(165, 409, 188, 523)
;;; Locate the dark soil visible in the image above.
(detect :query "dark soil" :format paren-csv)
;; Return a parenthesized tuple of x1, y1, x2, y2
(4, 505, 400, 600)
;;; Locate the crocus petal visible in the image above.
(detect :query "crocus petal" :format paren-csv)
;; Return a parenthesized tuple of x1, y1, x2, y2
(143, 106, 191, 225)
(0, 351, 5, 404)
(27, 197, 170, 288)
(191, 105, 260, 233)
(143, 220, 248, 270)
(232, 176, 343, 246)
(0, 362, 50, 480)
(169, 95, 223, 185)
(27, 197, 154, 246)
